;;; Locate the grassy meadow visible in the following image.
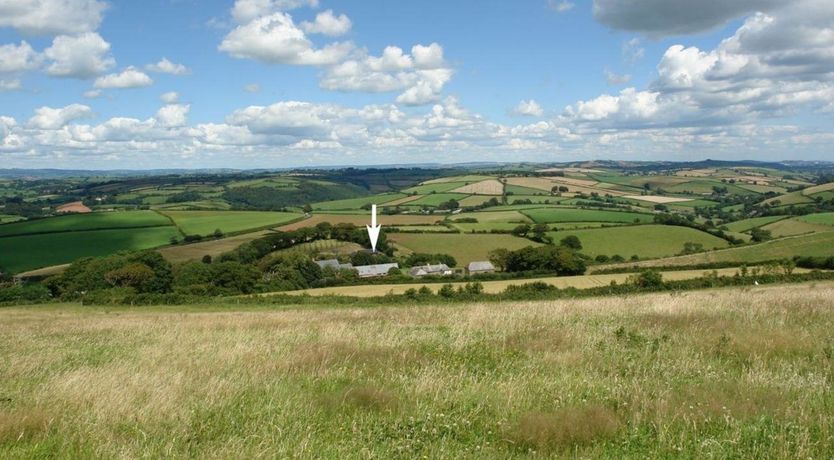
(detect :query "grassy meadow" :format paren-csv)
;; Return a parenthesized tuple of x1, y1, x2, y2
(0, 227, 181, 273)
(2, 283, 834, 457)
(547, 225, 729, 259)
(603, 231, 834, 269)
(0, 210, 170, 237)
(160, 211, 301, 236)
(388, 233, 541, 264)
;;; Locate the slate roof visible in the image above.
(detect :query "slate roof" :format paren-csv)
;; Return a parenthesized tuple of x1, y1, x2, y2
(409, 264, 452, 277)
(467, 261, 495, 272)
(355, 263, 399, 277)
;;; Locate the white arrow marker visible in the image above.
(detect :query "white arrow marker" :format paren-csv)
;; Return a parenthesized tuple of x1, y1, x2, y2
(366, 204, 381, 252)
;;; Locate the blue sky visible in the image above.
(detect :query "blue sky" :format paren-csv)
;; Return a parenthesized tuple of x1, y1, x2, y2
(0, 0, 832, 169)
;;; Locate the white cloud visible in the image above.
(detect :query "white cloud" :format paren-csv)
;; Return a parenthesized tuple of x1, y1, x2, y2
(300, 9, 351, 36)
(160, 91, 179, 104)
(244, 83, 261, 93)
(566, 2, 834, 129)
(28, 104, 93, 129)
(512, 99, 544, 116)
(0, 0, 108, 36)
(0, 78, 21, 91)
(146, 58, 190, 75)
(320, 44, 452, 105)
(412, 43, 445, 69)
(155, 104, 190, 127)
(230, 0, 319, 24)
(290, 139, 341, 149)
(548, 0, 575, 13)
(219, 12, 354, 66)
(0, 41, 41, 73)
(44, 33, 114, 79)
(94, 67, 153, 89)
(604, 69, 631, 85)
(83, 89, 102, 98)
(226, 100, 335, 137)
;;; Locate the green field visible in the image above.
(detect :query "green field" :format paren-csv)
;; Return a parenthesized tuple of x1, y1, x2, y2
(724, 216, 787, 233)
(522, 208, 653, 224)
(389, 233, 540, 264)
(616, 231, 834, 268)
(0, 214, 24, 224)
(547, 225, 729, 259)
(760, 218, 833, 238)
(797, 212, 834, 226)
(408, 193, 470, 207)
(401, 182, 467, 194)
(312, 193, 402, 211)
(507, 194, 558, 204)
(0, 211, 171, 237)
(452, 210, 532, 223)
(0, 227, 181, 273)
(161, 211, 302, 236)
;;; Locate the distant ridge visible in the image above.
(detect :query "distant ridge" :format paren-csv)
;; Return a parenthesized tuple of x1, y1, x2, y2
(1, 159, 831, 179)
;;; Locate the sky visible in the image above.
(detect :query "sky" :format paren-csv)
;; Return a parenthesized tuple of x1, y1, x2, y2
(0, 0, 833, 169)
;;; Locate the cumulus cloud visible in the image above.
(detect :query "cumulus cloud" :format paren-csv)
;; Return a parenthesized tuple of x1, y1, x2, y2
(155, 104, 190, 127)
(94, 67, 153, 89)
(512, 99, 544, 116)
(0, 41, 42, 73)
(566, 1, 834, 129)
(28, 104, 93, 129)
(300, 9, 351, 36)
(320, 43, 453, 105)
(44, 32, 114, 79)
(592, 0, 782, 37)
(230, 0, 319, 24)
(0, 0, 108, 36)
(146, 58, 190, 75)
(219, 12, 353, 66)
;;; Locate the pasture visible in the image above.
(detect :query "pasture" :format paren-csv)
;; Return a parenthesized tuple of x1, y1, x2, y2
(0, 227, 181, 273)
(547, 225, 730, 259)
(798, 212, 834, 226)
(408, 193, 470, 207)
(388, 233, 540, 264)
(605, 231, 834, 269)
(522, 208, 653, 224)
(0, 211, 171, 237)
(160, 211, 302, 236)
(2, 284, 834, 457)
(312, 193, 404, 211)
(724, 216, 786, 233)
(760, 218, 833, 238)
(277, 214, 443, 231)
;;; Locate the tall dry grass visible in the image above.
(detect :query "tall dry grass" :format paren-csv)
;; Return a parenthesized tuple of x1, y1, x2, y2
(1, 282, 833, 457)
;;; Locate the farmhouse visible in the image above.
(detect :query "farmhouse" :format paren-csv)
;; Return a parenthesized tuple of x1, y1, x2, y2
(409, 263, 453, 277)
(355, 263, 400, 278)
(467, 261, 495, 274)
(314, 259, 354, 271)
